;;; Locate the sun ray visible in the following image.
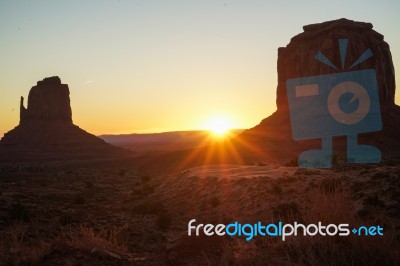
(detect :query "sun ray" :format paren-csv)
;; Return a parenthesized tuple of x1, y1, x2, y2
(205, 116, 233, 138)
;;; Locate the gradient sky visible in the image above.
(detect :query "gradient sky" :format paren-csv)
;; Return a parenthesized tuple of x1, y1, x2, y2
(1, 0, 399, 136)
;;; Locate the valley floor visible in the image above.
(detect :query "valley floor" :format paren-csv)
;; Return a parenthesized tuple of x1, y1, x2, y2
(0, 160, 399, 265)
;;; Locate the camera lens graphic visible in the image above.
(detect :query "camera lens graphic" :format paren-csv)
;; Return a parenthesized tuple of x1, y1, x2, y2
(327, 81, 371, 125)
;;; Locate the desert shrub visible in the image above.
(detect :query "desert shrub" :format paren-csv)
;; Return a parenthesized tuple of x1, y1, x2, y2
(0, 224, 52, 265)
(8, 202, 30, 222)
(0, 223, 128, 265)
(59, 224, 128, 255)
(282, 189, 400, 266)
(320, 178, 341, 193)
(59, 213, 75, 225)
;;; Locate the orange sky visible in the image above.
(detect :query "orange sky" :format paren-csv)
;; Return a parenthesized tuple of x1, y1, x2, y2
(1, 1, 399, 137)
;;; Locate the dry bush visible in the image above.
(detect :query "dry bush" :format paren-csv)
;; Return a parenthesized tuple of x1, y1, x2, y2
(58, 224, 129, 255)
(200, 239, 278, 266)
(0, 240, 5, 264)
(283, 188, 400, 266)
(205, 185, 399, 266)
(0, 223, 52, 265)
(0, 223, 130, 265)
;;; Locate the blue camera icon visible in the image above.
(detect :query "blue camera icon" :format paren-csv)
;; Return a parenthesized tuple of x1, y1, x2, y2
(286, 39, 382, 168)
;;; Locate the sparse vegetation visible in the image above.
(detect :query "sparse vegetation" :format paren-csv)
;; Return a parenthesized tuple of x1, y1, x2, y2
(59, 213, 76, 225)
(282, 189, 399, 266)
(8, 202, 30, 222)
(59, 224, 128, 255)
(0, 224, 52, 265)
(320, 177, 341, 193)
(0, 162, 399, 265)
(0, 223, 129, 265)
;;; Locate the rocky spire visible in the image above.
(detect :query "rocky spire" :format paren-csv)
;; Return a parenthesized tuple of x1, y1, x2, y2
(20, 96, 26, 124)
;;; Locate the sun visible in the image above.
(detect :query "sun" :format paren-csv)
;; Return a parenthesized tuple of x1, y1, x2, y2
(205, 116, 233, 137)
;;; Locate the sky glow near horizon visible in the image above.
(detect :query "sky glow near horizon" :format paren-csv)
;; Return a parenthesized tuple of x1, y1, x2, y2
(1, 0, 399, 136)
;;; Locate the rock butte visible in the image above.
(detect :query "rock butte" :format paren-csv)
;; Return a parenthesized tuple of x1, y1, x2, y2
(0, 76, 127, 161)
(240, 18, 400, 160)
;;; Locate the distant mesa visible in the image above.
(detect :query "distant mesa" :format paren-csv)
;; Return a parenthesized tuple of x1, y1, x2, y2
(0, 76, 128, 162)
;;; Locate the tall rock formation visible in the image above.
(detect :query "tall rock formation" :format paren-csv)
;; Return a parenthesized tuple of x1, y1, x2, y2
(0, 76, 128, 161)
(275, 18, 395, 113)
(239, 18, 400, 161)
(20, 76, 72, 123)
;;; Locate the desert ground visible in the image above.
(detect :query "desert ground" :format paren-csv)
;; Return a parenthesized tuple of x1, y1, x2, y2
(0, 156, 399, 265)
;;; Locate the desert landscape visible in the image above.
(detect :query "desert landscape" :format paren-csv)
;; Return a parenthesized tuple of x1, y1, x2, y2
(0, 152, 399, 265)
(1, 3, 400, 266)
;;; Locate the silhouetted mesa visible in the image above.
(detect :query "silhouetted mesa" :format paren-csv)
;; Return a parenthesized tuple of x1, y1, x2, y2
(0, 76, 128, 162)
(240, 18, 400, 161)
(20, 76, 72, 123)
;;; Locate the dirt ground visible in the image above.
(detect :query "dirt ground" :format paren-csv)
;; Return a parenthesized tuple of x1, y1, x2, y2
(0, 159, 399, 265)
